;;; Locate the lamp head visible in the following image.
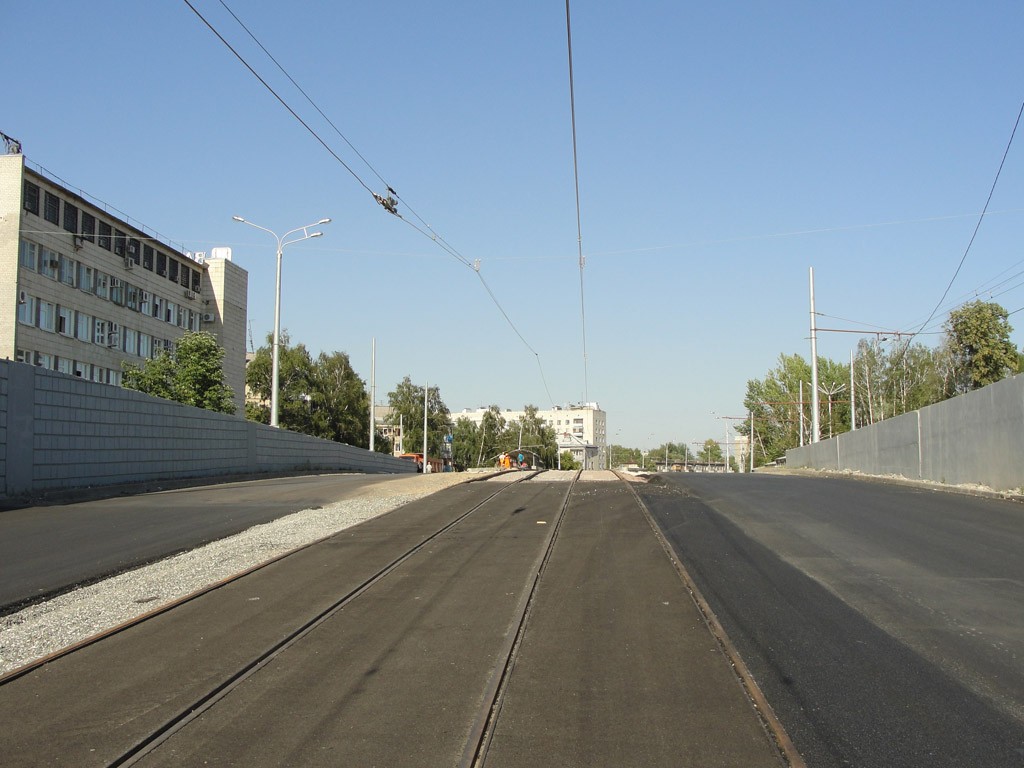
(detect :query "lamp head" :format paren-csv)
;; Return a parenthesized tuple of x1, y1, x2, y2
(232, 216, 244, 222)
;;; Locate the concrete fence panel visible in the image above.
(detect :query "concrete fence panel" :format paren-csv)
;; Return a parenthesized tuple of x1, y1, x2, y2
(0, 360, 414, 500)
(787, 372, 1024, 493)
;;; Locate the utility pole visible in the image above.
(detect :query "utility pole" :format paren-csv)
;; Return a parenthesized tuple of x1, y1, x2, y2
(369, 338, 376, 452)
(423, 380, 429, 472)
(809, 267, 820, 443)
(850, 349, 857, 431)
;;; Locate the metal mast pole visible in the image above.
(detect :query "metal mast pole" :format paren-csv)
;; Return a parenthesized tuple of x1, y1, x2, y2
(423, 381, 429, 471)
(809, 267, 820, 443)
(369, 338, 376, 452)
(850, 349, 857, 431)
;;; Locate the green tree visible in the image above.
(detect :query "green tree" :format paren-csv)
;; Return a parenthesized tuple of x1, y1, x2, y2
(122, 331, 235, 414)
(697, 439, 723, 463)
(944, 300, 1019, 394)
(310, 350, 369, 447)
(388, 376, 451, 459)
(559, 450, 581, 470)
(244, 332, 316, 433)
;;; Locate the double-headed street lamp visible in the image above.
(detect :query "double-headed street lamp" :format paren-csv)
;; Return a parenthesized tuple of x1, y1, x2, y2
(232, 215, 330, 428)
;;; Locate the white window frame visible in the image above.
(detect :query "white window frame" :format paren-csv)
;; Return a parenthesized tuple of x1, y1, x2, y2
(76, 312, 92, 341)
(94, 318, 108, 346)
(38, 301, 56, 333)
(58, 306, 73, 336)
(17, 295, 36, 326)
(95, 272, 109, 299)
(19, 240, 37, 270)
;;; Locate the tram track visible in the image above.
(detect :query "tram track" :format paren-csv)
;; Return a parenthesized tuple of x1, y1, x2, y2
(0, 470, 582, 767)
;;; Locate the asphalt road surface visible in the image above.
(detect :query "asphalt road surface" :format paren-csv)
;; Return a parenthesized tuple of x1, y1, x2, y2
(638, 472, 1024, 768)
(0, 473, 415, 610)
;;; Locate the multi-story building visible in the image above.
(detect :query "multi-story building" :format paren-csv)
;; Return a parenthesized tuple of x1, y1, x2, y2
(451, 402, 607, 469)
(0, 150, 248, 412)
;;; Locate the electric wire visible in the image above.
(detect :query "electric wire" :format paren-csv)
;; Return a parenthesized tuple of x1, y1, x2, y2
(565, 0, 589, 403)
(907, 98, 1024, 343)
(183, 0, 556, 404)
(213, 0, 453, 252)
(181, 0, 375, 199)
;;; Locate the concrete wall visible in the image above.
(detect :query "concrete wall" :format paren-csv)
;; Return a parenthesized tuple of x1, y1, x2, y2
(0, 359, 413, 499)
(787, 373, 1024, 492)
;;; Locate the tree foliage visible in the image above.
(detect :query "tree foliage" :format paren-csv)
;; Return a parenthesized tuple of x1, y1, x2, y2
(245, 332, 370, 446)
(451, 405, 560, 470)
(122, 331, 236, 414)
(387, 376, 451, 459)
(945, 300, 1018, 393)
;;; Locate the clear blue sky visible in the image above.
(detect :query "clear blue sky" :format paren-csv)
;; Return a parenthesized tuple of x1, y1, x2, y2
(7, 1, 1024, 450)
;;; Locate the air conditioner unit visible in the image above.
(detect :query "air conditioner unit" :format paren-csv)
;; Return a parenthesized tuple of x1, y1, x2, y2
(123, 257, 134, 270)
(201, 313, 215, 323)
(74, 235, 85, 249)
(183, 289, 195, 300)
(107, 335, 120, 348)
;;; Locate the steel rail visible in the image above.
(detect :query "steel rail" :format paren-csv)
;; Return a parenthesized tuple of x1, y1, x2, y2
(459, 469, 581, 768)
(619, 474, 808, 768)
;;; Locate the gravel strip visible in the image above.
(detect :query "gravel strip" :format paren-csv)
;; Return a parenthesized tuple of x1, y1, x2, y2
(0, 473, 471, 677)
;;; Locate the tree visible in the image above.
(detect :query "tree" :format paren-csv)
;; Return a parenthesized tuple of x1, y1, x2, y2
(697, 439, 723, 463)
(122, 331, 236, 414)
(310, 350, 369, 447)
(559, 451, 580, 470)
(944, 300, 1019, 394)
(387, 376, 451, 459)
(245, 331, 315, 431)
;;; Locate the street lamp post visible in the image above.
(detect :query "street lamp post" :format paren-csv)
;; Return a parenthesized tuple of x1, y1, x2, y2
(232, 215, 330, 428)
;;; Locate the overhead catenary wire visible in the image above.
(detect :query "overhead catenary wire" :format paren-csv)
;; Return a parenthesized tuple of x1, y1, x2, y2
(182, 0, 556, 404)
(213, 0, 454, 253)
(906, 98, 1024, 344)
(565, 0, 589, 403)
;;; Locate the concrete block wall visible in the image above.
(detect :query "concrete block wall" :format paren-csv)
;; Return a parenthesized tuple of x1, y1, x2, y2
(787, 373, 1024, 492)
(1, 359, 413, 499)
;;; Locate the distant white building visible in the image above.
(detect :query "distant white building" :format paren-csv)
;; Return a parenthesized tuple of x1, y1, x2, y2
(451, 403, 607, 469)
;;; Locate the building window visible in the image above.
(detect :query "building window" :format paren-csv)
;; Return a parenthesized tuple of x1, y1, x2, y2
(190, 310, 199, 332)
(78, 264, 95, 293)
(165, 301, 176, 324)
(81, 212, 96, 242)
(17, 295, 36, 326)
(91, 366, 105, 383)
(168, 259, 179, 283)
(38, 301, 56, 333)
(178, 305, 189, 329)
(110, 370, 122, 386)
(110, 278, 124, 305)
(153, 295, 163, 319)
(59, 254, 76, 286)
(95, 272, 109, 299)
(98, 221, 112, 250)
(142, 245, 154, 271)
(113, 229, 126, 257)
(124, 328, 138, 356)
(156, 251, 167, 276)
(140, 290, 151, 315)
(16, 349, 31, 364)
(76, 312, 92, 341)
(93, 319, 108, 346)
(19, 240, 38, 270)
(126, 284, 139, 311)
(35, 352, 55, 370)
(192, 268, 201, 293)
(127, 237, 141, 264)
(180, 266, 191, 289)
(58, 306, 73, 336)
(139, 333, 153, 358)
(43, 192, 60, 224)
(57, 358, 73, 375)
(63, 202, 79, 233)
(39, 249, 59, 279)
(23, 181, 39, 215)
(74, 361, 89, 378)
